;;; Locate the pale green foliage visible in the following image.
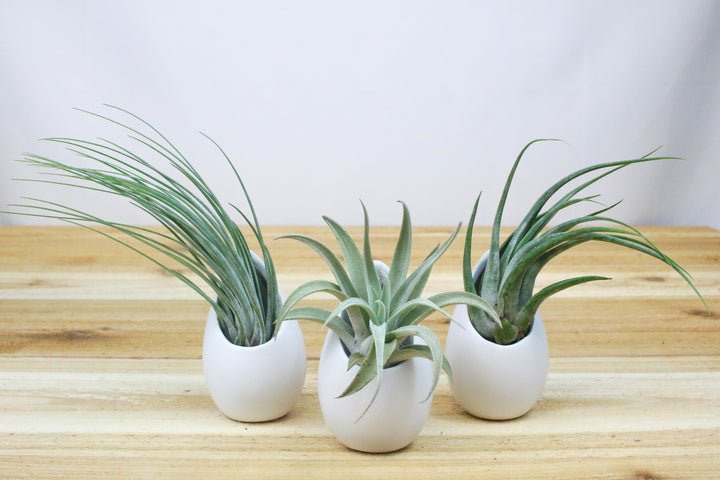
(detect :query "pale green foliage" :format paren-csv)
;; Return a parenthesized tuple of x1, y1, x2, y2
(464, 139, 708, 345)
(10, 106, 280, 347)
(278, 202, 498, 413)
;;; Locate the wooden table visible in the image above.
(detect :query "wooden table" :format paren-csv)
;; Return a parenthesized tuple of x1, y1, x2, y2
(1, 225, 719, 479)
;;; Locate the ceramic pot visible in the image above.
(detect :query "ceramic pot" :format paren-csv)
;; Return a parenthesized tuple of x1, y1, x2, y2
(446, 305, 548, 420)
(318, 330, 434, 452)
(202, 253, 306, 422)
(445, 252, 549, 420)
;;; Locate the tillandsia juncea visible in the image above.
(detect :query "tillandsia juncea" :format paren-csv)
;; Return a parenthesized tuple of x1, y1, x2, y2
(464, 139, 708, 346)
(277, 201, 499, 414)
(8, 106, 280, 347)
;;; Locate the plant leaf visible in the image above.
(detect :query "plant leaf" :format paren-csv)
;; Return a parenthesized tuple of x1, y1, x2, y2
(516, 275, 610, 333)
(386, 344, 453, 379)
(338, 343, 378, 399)
(483, 139, 558, 306)
(277, 279, 348, 322)
(347, 352, 365, 370)
(325, 297, 374, 334)
(279, 305, 356, 347)
(389, 201, 412, 294)
(11, 108, 282, 346)
(360, 201, 382, 302)
(322, 215, 368, 300)
(388, 324, 445, 402)
(278, 234, 359, 298)
(391, 223, 461, 311)
(463, 193, 482, 294)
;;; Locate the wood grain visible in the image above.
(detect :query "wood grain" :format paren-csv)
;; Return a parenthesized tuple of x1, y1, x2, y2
(1, 225, 719, 479)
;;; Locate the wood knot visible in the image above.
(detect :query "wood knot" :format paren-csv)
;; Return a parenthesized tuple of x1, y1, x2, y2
(31, 329, 108, 342)
(56, 329, 95, 340)
(634, 470, 664, 480)
(643, 276, 665, 282)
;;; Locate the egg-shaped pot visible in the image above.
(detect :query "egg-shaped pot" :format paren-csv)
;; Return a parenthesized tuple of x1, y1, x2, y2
(318, 329, 434, 453)
(445, 251, 549, 420)
(445, 303, 548, 420)
(202, 253, 306, 422)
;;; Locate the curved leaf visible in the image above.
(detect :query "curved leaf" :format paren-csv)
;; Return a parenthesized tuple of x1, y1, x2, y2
(325, 297, 374, 333)
(279, 305, 355, 347)
(278, 279, 347, 321)
(484, 139, 559, 305)
(428, 291, 503, 328)
(389, 324, 445, 402)
(322, 215, 367, 300)
(387, 297, 454, 329)
(389, 201, 413, 294)
(386, 344, 452, 379)
(391, 223, 461, 311)
(278, 234, 359, 298)
(516, 275, 610, 333)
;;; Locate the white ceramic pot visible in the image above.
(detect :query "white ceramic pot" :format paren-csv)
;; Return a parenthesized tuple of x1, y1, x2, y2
(445, 303, 548, 420)
(318, 329, 434, 453)
(203, 309, 306, 422)
(202, 253, 306, 422)
(445, 250, 549, 420)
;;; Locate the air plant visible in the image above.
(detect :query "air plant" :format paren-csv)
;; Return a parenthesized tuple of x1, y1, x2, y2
(278, 202, 498, 410)
(9, 106, 280, 347)
(463, 139, 708, 345)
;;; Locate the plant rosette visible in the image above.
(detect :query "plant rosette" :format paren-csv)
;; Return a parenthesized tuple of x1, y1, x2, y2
(203, 252, 306, 422)
(8, 107, 308, 422)
(278, 203, 499, 452)
(318, 263, 435, 453)
(450, 140, 707, 420)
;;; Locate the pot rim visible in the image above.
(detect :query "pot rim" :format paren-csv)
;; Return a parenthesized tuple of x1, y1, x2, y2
(207, 305, 294, 352)
(454, 303, 543, 350)
(207, 249, 287, 351)
(331, 328, 423, 375)
(467, 250, 543, 346)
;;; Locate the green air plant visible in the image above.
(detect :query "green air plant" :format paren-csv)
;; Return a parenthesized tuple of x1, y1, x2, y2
(463, 139, 708, 346)
(277, 202, 499, 411)
(9, 106, 280, 347)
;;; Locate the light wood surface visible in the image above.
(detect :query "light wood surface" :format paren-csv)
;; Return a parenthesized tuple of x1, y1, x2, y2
(1, 225, 719, 479)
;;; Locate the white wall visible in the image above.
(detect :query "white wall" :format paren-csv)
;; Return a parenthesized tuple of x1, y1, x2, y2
(1, 0, 719, 228)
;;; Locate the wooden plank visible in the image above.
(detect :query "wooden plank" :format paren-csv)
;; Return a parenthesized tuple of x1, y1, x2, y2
(1, 297, 718, 358)
(2, 226, 717, 358)
(0, 356, 719, 479)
